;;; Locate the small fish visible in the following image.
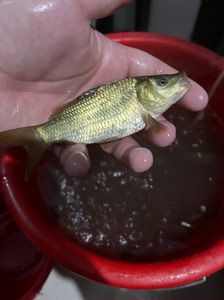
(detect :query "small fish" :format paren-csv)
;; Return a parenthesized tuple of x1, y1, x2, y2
(0, 71, 191, 179)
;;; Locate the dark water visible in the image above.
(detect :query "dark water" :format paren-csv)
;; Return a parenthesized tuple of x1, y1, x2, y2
(37, 106, 224, 261)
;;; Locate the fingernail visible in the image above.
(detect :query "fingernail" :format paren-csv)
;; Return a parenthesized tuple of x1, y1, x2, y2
(129, 147, 153, 173)
(64, 150, 90, 178)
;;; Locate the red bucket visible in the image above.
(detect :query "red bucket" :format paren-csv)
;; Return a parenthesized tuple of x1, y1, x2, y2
(1, 32, 224, 289)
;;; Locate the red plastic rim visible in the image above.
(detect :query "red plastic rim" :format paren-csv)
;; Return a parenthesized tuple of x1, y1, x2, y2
(1, 32, 224, 289)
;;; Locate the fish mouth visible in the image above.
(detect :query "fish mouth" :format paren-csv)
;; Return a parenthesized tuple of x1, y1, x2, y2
(178, 71, 192, 90)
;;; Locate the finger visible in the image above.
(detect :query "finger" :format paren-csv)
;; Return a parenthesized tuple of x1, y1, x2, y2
(53, 144, 90, 178)
(100, 136, 154, 173)
(140, 115, 176, 147)
(82, 0, 132, 20)
(178, 79, 208, 111)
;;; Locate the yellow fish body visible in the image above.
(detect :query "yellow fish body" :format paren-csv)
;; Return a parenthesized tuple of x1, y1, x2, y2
(0, 72, 191, 179)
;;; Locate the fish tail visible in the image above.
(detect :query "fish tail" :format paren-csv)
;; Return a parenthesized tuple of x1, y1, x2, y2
(0, 126, 48, 180)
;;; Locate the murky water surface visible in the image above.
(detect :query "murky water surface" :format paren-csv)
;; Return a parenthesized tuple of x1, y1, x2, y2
(37, 106, 224, 261)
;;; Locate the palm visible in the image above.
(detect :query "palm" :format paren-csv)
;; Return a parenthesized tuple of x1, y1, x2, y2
(0, 0, 99, 128)
(0, 0, 208, 177)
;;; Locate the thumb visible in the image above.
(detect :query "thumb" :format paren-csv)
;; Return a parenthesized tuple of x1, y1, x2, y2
(82, 0, 133, 20)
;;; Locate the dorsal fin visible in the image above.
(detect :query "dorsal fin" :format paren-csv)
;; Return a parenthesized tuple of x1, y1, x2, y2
(49, 87, 99, 120)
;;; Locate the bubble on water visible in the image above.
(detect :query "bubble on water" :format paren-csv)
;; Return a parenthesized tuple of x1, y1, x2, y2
(141, 181, 150, 190)
(197, 152, 202, 158)
(181, 221, 193, 228)
(134, 244, 140, 250)
(113, 171, 122, 177)
(84, 233, 93, 243)
(119, 235, 128, 246)
(162, 217, 168, 224)
(96, 233, 105, 243)
(128, 234, 135, 241)
(178, 115, 185, 121)
(100, 161, 107, 167)
(79, 231, 93, 243)
(60, 178, 67, 194)
(199, 205, 207, 213)
(120, 178, 127, 185)
(192, 143, 199, 148)
(103, 223, 111, 230)
(174, 139, 179, 146)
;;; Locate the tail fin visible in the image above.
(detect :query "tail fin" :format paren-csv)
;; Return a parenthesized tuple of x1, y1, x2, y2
(0, 126, 48, 180)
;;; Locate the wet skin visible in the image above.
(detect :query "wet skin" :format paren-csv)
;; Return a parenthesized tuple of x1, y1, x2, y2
(0, 0, 208, 177)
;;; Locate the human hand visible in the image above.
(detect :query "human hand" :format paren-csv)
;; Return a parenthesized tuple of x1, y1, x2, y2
(0, 0, 208, 177)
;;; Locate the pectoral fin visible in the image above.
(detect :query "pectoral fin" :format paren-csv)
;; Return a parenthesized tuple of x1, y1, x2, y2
(100, 139, 121, 151)
(144, 114, 166, 133)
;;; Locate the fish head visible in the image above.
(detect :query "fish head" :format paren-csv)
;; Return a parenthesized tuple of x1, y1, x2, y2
(137, 71, 191, 119)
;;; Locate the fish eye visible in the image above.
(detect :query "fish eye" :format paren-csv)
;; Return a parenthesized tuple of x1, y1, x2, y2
(157, 77, 167, 87)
